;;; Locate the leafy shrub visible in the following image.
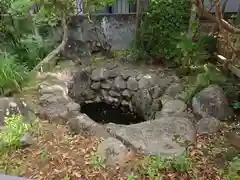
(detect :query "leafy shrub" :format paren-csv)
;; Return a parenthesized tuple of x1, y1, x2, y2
(0, 52, 29, 94)
(183, 64, 226, 103)
(0, 115, 31, 152)
(136, 0, 192, 62)
(13, 35, 54, 70)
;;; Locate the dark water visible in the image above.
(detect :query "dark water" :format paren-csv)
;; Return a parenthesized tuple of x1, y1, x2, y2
(80, 102, 145, 125)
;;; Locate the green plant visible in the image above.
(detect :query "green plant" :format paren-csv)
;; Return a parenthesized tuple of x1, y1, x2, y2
(14, 35, 54, 70)
(127, 173, 136, 180)
(218, 155, 240, 179)
(142, 152, 192, 178)
(0, 52, 29, 94)
(0, 115, 32, 152)
(183, 64, 226, 103)
(41, 149, 48, 164)
(91, 155, 105, 169)
(135, 0, 191, 62)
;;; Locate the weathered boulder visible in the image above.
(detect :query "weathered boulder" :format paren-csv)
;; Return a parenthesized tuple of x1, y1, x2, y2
(0, 97, 36, 147)
(192, 85, 233, 120)
(114, 76, 126, 90)
(161, 99, 187, 116)
(0, 97, 36, 126)
(196, 116, 222, 134)
(131, 89, 153, 119)
(39, 75, 81, 124)
(68, 114, 109, 138)
(164, 83, 183, 98)
(96, 137, 134, 166)
(111, 117, 196, 157)
(69, 67, 96, 103)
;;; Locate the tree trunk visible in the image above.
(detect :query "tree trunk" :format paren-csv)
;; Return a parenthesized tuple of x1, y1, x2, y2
(31, 14, 68, 73)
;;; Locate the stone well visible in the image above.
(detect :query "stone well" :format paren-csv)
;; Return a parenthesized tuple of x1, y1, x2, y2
(68, 64, 180, 121)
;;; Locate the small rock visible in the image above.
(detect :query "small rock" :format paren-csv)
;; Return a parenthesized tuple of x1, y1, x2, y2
(100, 90, 108, 99)
(121, 70, 136, 80)
(160, 95, 173, 105)
(96, 137, 134, 166)
(136, 74, 144, 81)
(109, 91, 121, 97)
(101, 80, 113, 90)
(108, 69, 119, 78)
(91, 82, 101, 90)
(155, 76, 175, 90)
(20, 133, 34, 147)
(122, 90, 132, 99)
(106, 63, 118, 70)
(127, 77, 139, 91)
(138, 74, 155, 89)
(196, 116, 222, 135)
(94, 96, 101, 102)
(121, 100, 130, 106)
(66, 102, 80, 112)
(150, 86, 162, 99)
(114, 76, 126, 90)
(165, 83, 183, 98)
(161, 100, 187, 115)
(91, 68, 108, 81)
(40, 84, 67, 96)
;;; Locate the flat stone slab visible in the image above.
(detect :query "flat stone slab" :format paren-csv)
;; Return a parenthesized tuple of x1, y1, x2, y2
(113, 117, 196, 157)
(0, 174, 31, 180)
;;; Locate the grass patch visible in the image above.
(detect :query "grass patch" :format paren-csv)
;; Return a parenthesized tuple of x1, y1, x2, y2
(142, 152, 193, 179)
(0, 115, 38, 153)
(0, 52, 29, 95)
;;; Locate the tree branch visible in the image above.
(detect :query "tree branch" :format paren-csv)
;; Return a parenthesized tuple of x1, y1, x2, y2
(195, 0, 240, 34)
(31, 13, 68, 73)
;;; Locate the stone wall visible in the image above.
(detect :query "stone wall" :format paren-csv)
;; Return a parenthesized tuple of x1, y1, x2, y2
(68, 63, 182, 120)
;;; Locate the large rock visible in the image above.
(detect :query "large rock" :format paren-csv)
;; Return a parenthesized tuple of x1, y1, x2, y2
(39, 76, 81, 124)
(127, 77, 139, 91)
(112, 117, 196, 157)
(196, 116, 222, 135)
(68, 114, 109, 137)
(96, 137, 134, 166)
(192, 85, 233, 120)
(91, 68, 108, 81)
(0, 97, 36, 126)
(161, 99, 187, 116)
(69, 68, 96, 103)
(0, 97, 36, 148)
(164, 83, 183, 98)
(131, 89, 153, 119)
(138, 74, 155, 89)
(0, 174, 31, 180)
(114, 76, 126, 90)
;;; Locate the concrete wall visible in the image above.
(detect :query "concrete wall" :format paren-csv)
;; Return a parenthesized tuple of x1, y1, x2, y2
(95, 14, 136, 50)
(65, 14, 136, 51)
